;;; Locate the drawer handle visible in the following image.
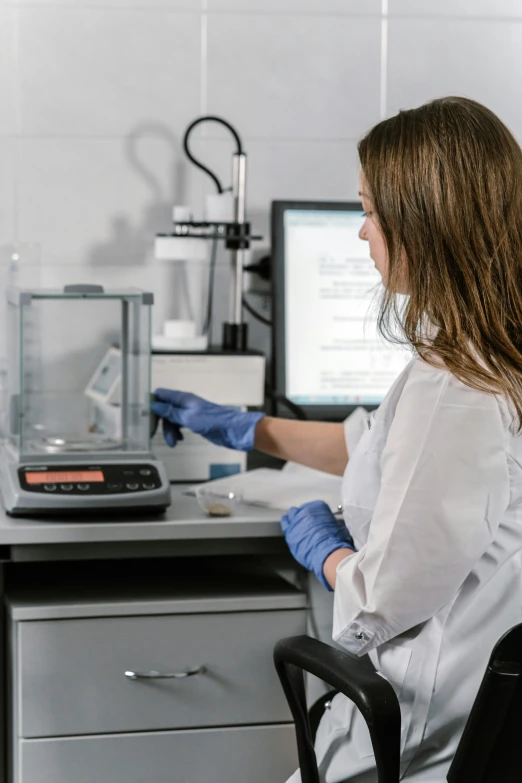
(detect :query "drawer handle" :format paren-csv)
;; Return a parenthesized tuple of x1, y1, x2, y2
(124, 665, 207, 680)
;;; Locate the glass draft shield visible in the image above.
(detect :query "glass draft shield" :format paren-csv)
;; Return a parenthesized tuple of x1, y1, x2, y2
(6, 286, 153, 461)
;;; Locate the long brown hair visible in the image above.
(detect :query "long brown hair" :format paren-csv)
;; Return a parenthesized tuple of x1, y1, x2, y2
(358, 96, 522, 427)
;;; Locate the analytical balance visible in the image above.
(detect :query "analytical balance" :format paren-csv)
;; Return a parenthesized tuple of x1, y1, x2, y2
(0, 285, 171, 516)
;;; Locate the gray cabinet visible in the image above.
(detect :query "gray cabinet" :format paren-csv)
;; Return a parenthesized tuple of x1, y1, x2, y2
(17, 610, 303, 737)
(18, 726, 298, 783)
(7, 566, 306, 783)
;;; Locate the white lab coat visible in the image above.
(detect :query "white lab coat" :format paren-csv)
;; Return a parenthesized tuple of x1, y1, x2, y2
(286, 357, 522, 782)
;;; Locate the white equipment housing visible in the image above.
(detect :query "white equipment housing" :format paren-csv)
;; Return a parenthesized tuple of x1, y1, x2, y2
(151, 352, 265, 482)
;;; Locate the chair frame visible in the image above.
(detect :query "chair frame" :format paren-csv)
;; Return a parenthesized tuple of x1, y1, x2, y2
(274, 624, 522, 783)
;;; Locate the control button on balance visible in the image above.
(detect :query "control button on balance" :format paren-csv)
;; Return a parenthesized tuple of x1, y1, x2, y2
(44, 484, 57, 492)
(126, 483, 139, 490)
(140, 469, 152, 477)
(77, 484, 90, 491)
(60, 484, 73, 492)
(143, 482, 155, 490)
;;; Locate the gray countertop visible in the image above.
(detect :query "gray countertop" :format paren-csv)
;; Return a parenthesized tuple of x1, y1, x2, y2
(0, 488, 282, 546)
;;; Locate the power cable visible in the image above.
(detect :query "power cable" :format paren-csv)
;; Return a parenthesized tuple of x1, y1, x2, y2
(264, 387, 308, 420)
(242, 294, 272, 327)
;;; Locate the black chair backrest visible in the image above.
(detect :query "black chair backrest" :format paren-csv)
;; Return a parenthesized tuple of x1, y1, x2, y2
(448, 622, 522, 783)
(274, 635, 401, 783)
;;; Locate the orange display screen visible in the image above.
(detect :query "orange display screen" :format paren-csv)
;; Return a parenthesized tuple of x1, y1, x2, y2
(25, 471, 104, 485)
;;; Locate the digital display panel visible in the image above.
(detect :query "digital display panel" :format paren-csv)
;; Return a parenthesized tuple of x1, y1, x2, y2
(25, 471, 104, 485)
(91, 352, 120, 395)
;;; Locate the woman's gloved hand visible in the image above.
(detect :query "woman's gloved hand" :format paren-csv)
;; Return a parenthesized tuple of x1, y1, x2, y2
(280, 500, 356, 590)
(151, 388, 265, 451)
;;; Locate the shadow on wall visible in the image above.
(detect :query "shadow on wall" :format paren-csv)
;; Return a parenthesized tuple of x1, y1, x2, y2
(87, 122, 188, 267)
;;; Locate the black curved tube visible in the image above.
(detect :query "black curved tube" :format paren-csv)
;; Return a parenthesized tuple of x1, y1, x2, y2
(182, 115, 244, 194)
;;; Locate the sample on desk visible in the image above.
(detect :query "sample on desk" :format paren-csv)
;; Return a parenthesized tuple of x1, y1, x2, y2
(189, 463, 343, 513)
(195, 486, 242, 517)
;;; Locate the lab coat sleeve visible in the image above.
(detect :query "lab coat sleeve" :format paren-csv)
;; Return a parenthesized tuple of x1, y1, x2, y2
(333, 363, 510, 656)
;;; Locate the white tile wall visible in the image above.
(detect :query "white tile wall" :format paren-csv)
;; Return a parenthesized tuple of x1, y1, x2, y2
(0, 141, 16, 243)
(0, 8, 18, 136)
(387, 18, 522, 141)
(0, 0, 521, 368)
(16, 138, 206, 266)
(18, 0, 201, 7)
(389, 0, 522, 17)
(17, 8, 202, 136)
(207, 14, 381, 140)
(207, 0, 380, 13)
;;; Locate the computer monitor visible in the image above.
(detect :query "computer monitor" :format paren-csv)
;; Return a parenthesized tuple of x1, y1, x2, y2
(271, 200, 412, 421)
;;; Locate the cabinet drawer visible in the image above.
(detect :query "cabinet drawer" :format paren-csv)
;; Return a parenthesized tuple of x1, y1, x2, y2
(16, 609, 306, 738)
(18, 724, 298, 783)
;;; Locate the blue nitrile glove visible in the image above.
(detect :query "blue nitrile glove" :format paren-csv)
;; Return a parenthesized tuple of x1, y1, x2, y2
(280, 500, 356, 590)
(151, 388, 265, 451)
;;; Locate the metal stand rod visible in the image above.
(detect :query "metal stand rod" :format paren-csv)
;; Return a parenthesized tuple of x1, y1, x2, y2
(231, 153, 247, 326)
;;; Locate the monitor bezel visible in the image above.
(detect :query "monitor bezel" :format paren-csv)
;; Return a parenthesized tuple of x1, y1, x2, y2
(271, 199, 379, 422)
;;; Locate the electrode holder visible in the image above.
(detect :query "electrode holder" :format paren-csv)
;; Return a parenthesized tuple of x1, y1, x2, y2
(157, 222, 263, 351)
(157, 221, 262, 251)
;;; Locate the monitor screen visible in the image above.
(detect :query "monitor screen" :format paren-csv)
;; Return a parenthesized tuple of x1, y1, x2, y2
(272, 201, 411, 417)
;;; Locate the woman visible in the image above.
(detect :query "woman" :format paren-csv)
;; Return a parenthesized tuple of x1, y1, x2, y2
(151, 97, 522, 782)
